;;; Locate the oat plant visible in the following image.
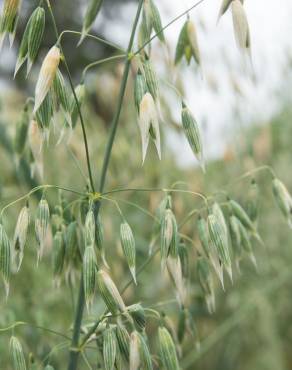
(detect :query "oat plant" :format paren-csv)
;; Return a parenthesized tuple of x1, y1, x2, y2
(0, 0, 291, 369)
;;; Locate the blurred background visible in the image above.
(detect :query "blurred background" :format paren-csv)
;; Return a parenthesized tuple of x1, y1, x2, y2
(1, 0, 292, 369)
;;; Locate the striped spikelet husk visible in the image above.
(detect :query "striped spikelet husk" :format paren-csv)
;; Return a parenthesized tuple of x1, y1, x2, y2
(120, 221, 136, 284)
(103, 326, 117, 370)
(0, 223, 11, 297)
(10, 336, 27, 370)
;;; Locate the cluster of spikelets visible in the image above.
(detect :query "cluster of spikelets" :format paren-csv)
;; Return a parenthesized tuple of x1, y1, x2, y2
(0, 0, 290, 369)
(2, 174, 292, 369)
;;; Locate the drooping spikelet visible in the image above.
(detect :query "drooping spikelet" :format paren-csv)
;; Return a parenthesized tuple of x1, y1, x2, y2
(34, 45, 60, 113)
(0, 0, 21, 50)
(103, 326, 117, 370)
(0, 223, 11, 297)
(158, 327, 180, 370)
(10, 336, 27, 370)
(35, 197, 50, 262)
(96, 269, 126, 315)
(120, 221, 136, 284)
(138, 92, 161, 163)
(13, 204, 29, 271)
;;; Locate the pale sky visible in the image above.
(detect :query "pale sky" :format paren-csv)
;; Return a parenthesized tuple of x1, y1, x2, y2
(106, 0, 292, 166)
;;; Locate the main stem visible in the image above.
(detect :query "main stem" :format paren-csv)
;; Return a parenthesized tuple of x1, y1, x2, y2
(67, 1, 144, 369)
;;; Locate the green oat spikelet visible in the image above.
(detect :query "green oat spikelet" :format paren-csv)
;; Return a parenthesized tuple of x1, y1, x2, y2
(158, 326, 180, 370)
(229, 198, 262, 243)
(83, 245, 97, 309)
(120, 221, 136, 284)
(175, 19, 201, 67)
(80, 0, 104, 45)
(197, 256, 215, 313)
(128, 303, 146, 331)
(143, 0, 165, 43)
(84, 208, 95, 247)
(0, 223, 11, 297)
(207, 213, 232, 281)
(53, 69, 72, 127)
(142, 56, 159, 102)
(14, 103, 30, 161)
(116, 323, 130, 361)
(272, 178, 292, 228)
(136, 332, 153, 370)
(229, 215, 242, 271)
(70, 83, 85, 128)
(13, 204, 29, 271)
(181, 101, 204, 171)
(27, 6, 45, 75)
(217, 0, 233, 23)
(160, 208, 176, 270)
(52, 230, 65, 284)
(94, 213, 108, 268)
(96, 269, 126, 315)
(134, 69, 148, 113)
(0, 0, 21, 50)
(10, 336, 27, 370)
(103, 326, 117, 370)
(236, 217, 257, 268)
(35, 197, 50, 262)
(14, 11, 33, 77)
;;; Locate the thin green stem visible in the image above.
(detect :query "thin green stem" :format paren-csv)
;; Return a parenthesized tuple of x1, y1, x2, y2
(58, 30, 125, 53)
(134, 0, 207, 55)
(0, 321, 71, 340)
(102, 187, 208, 205)
(231, 165, 276, 185)
(0, 184, 85, 217)
(46, 0, 95, 192)
(66, 1, 144, 369)
(81, 54, 125, 83)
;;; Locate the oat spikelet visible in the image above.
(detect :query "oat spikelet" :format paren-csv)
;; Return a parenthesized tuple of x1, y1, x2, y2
(0, 0, 21, 51)
(13, 204, 29, 271)
(0, 223, 11, 297)
(120, 221, 136, 284)
(35, 197, 50, 262)
(130, 331, 141, 370)
(10, 336, 27, 370)
(231, 0, 251, 53)
(83, 245, 97, 309)
(139, 92, 161, 163)
(158, 327, 180, 370)
(96, 269, 126, 315)
(103, 327, 117, 370)
(28, 120, 44, 179)
(34, 45, 60, 113)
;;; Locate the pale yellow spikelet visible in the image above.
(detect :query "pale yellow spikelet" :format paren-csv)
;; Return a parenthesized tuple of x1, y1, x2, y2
(28, 120, 43, 178)
(187, 20, 201, 66)
(139, 92, 161, 163)
(231, 0, 250, 52)
(34, 45, 60, 113)
(129, 331, 140, 370)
